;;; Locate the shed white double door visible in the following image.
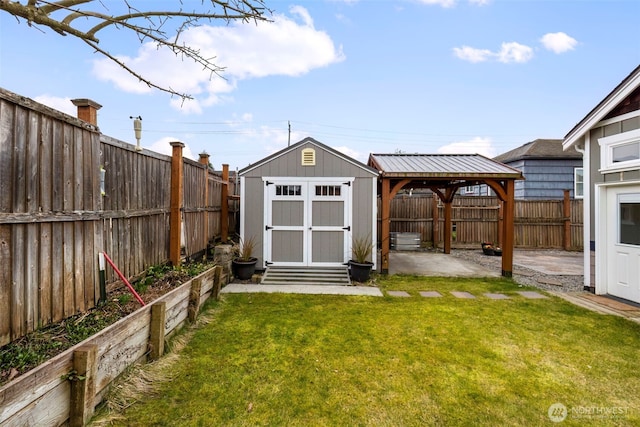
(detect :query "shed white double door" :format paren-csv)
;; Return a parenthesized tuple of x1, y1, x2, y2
(601, 185, 640, 303)
(264, 177, 352, 267)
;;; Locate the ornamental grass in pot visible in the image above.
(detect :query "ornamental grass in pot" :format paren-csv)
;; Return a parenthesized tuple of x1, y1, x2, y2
(350, 234, 374, 282)
(232, 236, 258, 280)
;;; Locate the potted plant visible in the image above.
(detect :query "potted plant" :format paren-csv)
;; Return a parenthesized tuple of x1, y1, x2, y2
(350, 234, 374, 282)
(481, 241, 495, 256)
(232, 236, 258, 280)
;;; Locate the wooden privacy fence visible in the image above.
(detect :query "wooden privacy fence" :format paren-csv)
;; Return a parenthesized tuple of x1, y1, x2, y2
(379, 193, 583, 250)
(0, 265, 223, 427)
(0, 88, 237, 347)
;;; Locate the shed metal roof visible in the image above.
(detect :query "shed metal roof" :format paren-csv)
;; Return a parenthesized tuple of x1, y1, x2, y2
(368, 153, 523, 179)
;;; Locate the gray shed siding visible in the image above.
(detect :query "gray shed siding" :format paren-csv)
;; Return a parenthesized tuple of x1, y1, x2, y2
(241, 176, 266, 266)
(240, 140, 377, 268)
(242, 143, 376, 179)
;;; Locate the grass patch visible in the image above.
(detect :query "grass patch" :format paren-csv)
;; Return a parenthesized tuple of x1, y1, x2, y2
(99, 276, 640, 426)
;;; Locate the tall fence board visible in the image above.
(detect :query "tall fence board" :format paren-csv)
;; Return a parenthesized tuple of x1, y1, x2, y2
(0, 89, 234, 346)
(379, 194, 583, 250)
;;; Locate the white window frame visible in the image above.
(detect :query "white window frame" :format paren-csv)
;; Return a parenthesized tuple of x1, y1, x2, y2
(574, 167, 584, 199)
(598, 128, 640, 173)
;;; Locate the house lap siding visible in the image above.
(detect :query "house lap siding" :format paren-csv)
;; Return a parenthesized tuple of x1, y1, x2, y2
(586, 114, 640, 288)
(589, 115, 640, 237)
(240, 142, 376, 268)
(512, 159, 583, 200)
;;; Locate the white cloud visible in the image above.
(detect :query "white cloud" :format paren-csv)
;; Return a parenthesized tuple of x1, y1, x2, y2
(453, 42, 534, 64)
(416, 0, 489, 6)
(437, 137, 496, 158)
(33, 95, 76, 116)
(417, 0, 457, 7)
(540, 32, 578, 54)
(146, 136, 197, 161)
(452, 46, 493, 63)
(496, 42, 534, 64)
(333, 145, 365, 162)
(92, 6, 344, 111)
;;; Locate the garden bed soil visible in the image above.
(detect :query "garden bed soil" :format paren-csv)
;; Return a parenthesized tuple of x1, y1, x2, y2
(0, 265, 210, 388)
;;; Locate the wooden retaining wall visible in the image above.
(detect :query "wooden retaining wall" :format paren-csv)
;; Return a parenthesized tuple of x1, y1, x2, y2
(379, 193, 583, 250)
(0, 266, 223, 427)
(0, 88, 236, 346)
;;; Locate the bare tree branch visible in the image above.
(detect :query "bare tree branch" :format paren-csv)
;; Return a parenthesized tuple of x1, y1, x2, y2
(0, 0, 272, 99)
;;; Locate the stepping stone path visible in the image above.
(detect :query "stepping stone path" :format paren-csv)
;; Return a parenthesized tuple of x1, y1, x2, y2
(419, 291, 442, 298)
(387, 291, 411, 297)
(517, 291, 548, 299)
(384, 290, 549, 299)
(450, 291, 476, 299)
(484, 293, 510, 299)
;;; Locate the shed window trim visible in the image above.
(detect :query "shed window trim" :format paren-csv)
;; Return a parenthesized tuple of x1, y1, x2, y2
(599, 128, 640, 174)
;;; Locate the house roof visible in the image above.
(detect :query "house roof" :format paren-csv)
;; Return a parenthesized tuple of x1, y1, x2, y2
(368, 153, 523, 179)
(564, 64, 640, 150)
(238, 137, 378, 176)
(494, 139, 582, 163)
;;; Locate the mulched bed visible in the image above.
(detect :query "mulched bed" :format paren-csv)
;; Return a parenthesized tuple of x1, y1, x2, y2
(0, 265, 208, 387)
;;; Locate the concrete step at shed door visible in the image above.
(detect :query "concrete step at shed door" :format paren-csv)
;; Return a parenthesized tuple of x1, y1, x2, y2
(261, 267, 351, 286)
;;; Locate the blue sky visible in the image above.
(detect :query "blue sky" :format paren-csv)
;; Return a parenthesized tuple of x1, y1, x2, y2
(1, 0, 639, 170)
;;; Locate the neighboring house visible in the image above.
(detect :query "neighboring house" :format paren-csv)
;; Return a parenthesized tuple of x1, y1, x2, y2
(238, 137, 378, 270)
(461, 139, 583, 198)
(493, 139, 583, 200)
(563, 64, 640, 304)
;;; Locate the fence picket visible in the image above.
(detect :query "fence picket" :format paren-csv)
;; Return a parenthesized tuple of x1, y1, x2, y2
(380, 194, 583, 250)
(0, 89, 236, 346)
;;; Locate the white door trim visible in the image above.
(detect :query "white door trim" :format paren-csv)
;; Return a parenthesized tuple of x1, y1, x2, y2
(596, 181, 640, 299)
(263, 177, 354, 267)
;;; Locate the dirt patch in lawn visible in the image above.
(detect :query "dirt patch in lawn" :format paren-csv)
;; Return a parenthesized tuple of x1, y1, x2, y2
(0, 263, 211, 388)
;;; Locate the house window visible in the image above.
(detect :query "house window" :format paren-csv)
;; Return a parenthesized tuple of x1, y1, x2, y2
(599, 128, 640, 173)
(315, 185, 341, 196)
(275, 185, 302, 196)
(574, 168, 584, 199)
(619, 194, 640, 246)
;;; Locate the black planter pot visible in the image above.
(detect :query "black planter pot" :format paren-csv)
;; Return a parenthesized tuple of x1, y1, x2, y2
(349, 260, 373, 283)
(232, 258, 258, 280)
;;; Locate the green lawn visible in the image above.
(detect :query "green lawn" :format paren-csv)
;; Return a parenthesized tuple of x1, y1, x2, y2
(96, 276, 640, 426)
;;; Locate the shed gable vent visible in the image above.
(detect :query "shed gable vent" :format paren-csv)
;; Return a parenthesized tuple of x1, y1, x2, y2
(301, 148, 316, 166)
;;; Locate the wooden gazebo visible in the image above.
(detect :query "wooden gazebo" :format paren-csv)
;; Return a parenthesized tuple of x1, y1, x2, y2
(367, 154, 524, 277)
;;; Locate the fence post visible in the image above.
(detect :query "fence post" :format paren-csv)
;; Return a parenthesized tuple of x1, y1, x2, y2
(213, 265, 223, 300)
(149, 302, 166, 361)
(169, 141, 185, 266)
(221, 164, 230, 242)
(563, 189, 571, 251)
(189, 277, 203, 323)
(432, 193, 439, 249)
(199, 153, 210, 254)
(69, 344, 97, 427)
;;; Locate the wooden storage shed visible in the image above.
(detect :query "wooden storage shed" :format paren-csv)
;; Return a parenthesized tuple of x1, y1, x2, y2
(238, 137, 379, 270)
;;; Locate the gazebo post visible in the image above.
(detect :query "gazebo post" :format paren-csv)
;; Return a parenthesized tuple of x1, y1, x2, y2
(443, 200, 452, 254)
(381, 177, 391, 274)
(501, 180, 515, 277)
